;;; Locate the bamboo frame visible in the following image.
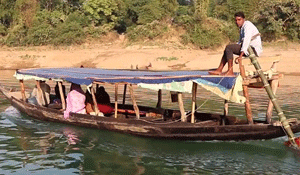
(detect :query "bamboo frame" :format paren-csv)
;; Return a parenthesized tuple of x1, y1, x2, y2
(129, 84, 140, 119)
(58, 82, 66, 110)
(178, 92, 187, 122)
(115, 83, 118, 118)
(19, 80, 26, 102)
(191, 82, 197, 123)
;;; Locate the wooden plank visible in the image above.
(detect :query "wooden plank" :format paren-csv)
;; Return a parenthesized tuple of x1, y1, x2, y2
(237, 57, 253, 124)
(58, 82, 66, 110)
(129, 84, 140, 119)
(115, 83, 118, 118)
(156, 89, 162, 108)
(178, 92, 187, 122)
(19, 80, 27, 102)
(266, 79, 279, 123)
(191, 82, 197, 123)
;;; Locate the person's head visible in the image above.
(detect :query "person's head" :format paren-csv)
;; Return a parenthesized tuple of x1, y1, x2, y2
(70, 83, 82, 92)
(99, 86, 105, 91)
(234, 12, 245, 28)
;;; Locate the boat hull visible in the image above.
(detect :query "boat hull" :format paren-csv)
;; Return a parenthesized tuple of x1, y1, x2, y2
(6, 94, 300, 141)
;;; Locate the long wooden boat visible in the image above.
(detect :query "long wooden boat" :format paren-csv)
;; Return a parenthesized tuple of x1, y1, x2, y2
(1, 68, 300, 141)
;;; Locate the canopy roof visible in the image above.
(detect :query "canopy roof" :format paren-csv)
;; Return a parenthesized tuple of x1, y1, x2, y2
(15, 68, 242, 103)
(15, 68, 223, 85)
(15, 68, 236, 85)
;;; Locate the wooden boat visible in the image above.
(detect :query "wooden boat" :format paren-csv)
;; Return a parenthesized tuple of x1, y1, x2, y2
(1, 67, 300, 141)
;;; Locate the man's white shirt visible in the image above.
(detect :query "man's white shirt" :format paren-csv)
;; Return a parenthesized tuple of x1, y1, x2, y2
(238, 20, 263, 56)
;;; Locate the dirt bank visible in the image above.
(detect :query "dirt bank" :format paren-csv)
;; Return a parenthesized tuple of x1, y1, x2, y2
(0, 42, 299, 75)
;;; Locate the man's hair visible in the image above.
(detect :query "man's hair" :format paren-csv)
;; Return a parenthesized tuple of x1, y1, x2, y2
(234, 12, 245, 18)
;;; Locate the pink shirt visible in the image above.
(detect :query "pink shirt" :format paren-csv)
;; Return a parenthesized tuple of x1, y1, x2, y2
(64, 90, 86, 119)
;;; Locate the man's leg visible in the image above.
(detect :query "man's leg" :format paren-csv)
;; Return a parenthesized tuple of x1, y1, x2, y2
(209, 44, 241, 75)
(222, 44, 242, 76)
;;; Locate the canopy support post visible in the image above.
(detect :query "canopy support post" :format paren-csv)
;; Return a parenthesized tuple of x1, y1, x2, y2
(178, 92, 187, 122)
(266, 79, 279, 123)
(129, 84, 140, 119)
(36, 80, 48, 107)
(19, 80, 27, 102)
(266, 62, 279, 124)
(90, 84, 100, 115)
(191, 83, 197, 123)
(58, 82, 66, 110)
(156, 89, 162, 108)
(115, 83, 118, 118)
(222, 100, 229, 126)
(237, 57, 253, 124)
(122, 84, 127, 106)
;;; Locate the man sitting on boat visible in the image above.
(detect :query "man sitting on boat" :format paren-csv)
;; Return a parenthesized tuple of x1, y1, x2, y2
(209, 11, 262, 76)
(29, 80, 51, 107)
(64, 83, 86, 119)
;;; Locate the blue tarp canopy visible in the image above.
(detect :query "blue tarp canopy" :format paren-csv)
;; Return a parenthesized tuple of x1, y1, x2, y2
(15, 68, 237, 89)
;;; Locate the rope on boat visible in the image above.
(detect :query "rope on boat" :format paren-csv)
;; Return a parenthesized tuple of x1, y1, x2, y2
(185, 66, 235, 118)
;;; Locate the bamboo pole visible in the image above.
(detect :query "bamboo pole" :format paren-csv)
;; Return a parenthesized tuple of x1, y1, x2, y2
(90, 85, 100, 115)
(237, 57, 253, 124)
(19, 80, 27, 102)
(249, 53, 298, 148)
(129, 84, 140, 119)
(115, 83, 118, 118)
(156, 89, 162, 108)
(58, 82, 66, 110)
(178, 92, 187, 122)
(122, 84, 127, 105)
(191, 82, 197, 123)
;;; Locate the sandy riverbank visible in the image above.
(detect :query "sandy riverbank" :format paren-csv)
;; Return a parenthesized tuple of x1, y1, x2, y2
(0, 41, 299, 75)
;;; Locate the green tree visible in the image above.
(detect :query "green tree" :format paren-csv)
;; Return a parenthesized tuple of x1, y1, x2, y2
(83, 0, 122, 26)
(14, 0, 39, 27)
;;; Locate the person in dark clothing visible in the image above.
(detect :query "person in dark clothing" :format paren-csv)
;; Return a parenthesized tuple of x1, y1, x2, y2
(95, 86, 113, 115)
(96, 86, 111, 104)
(54, 82, 66, 102)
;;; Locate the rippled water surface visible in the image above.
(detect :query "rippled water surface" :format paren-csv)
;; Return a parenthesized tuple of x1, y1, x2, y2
(0, 70, 300, 174)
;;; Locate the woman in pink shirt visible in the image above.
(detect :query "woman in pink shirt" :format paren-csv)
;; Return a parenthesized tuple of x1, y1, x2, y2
(64, 83, 86, 119)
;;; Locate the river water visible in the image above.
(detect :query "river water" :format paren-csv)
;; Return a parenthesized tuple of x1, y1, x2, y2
(0, 70, 300, 174)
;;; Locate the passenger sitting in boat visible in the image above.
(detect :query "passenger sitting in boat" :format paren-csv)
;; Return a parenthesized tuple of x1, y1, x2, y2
(64, 83, 86, 119)
(85, 89, 94, 114)
(54, 82, 66, 104)
(29, 80, 51, 107)
(96, 86, 114, 115)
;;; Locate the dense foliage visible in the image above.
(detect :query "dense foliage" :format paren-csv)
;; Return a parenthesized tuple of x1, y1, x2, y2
(0, 0, 299, 47)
